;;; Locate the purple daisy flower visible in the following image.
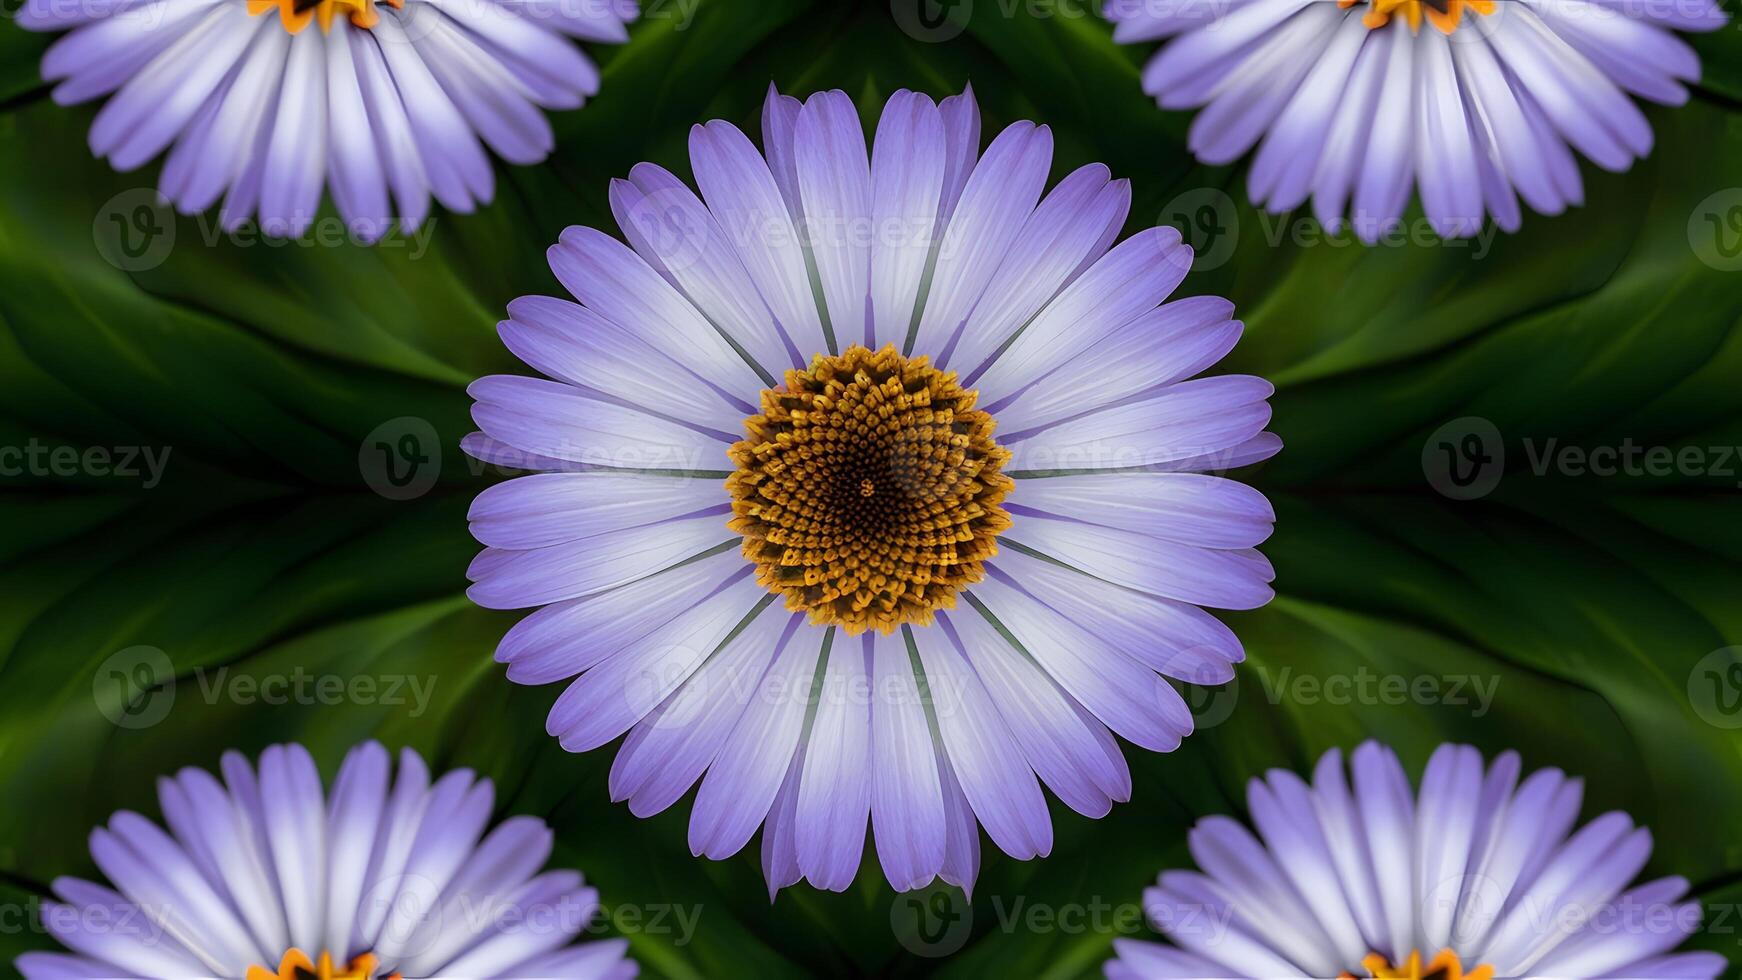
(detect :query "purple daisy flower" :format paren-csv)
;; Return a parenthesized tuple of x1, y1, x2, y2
(16, 742, 638, 980)
(19, 0, 638, 239)
(1105, 0, 1728, 241)
(463, 84, 1281, 896)
(1105, 741, 1725, 980)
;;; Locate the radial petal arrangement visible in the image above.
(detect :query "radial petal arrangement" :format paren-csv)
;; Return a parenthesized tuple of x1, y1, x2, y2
(1105, 0, 1728, 241)
(463, 84, 1281, 895)
(1104, 741, 1726, 980)
(20, 0, 638, 239)
(14, 742, 638, 979)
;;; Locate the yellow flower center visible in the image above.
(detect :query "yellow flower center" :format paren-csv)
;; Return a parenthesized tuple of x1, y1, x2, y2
(1341, 0, 1498, 34)
(247, 0, 402, 34)
(726, 344, 1013, 636)
(245, 949, 401, 980)
(1341, 948, 1496, 980)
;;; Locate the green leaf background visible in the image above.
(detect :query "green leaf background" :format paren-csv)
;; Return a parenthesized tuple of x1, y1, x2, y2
(1, 1, 1740, 976)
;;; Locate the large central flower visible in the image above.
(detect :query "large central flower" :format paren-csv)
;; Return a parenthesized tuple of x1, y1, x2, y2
(728, 345, 1012, 635)
(464, 85, 1281, 897)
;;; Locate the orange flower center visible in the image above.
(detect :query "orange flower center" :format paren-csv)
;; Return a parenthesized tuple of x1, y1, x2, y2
(1340, 948, 1496, 980)
(1340, 0, 1499, 34)
(247, 0, 403, 34)
(245, 949, 403, 980)
(726, 344, 1013, 635)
